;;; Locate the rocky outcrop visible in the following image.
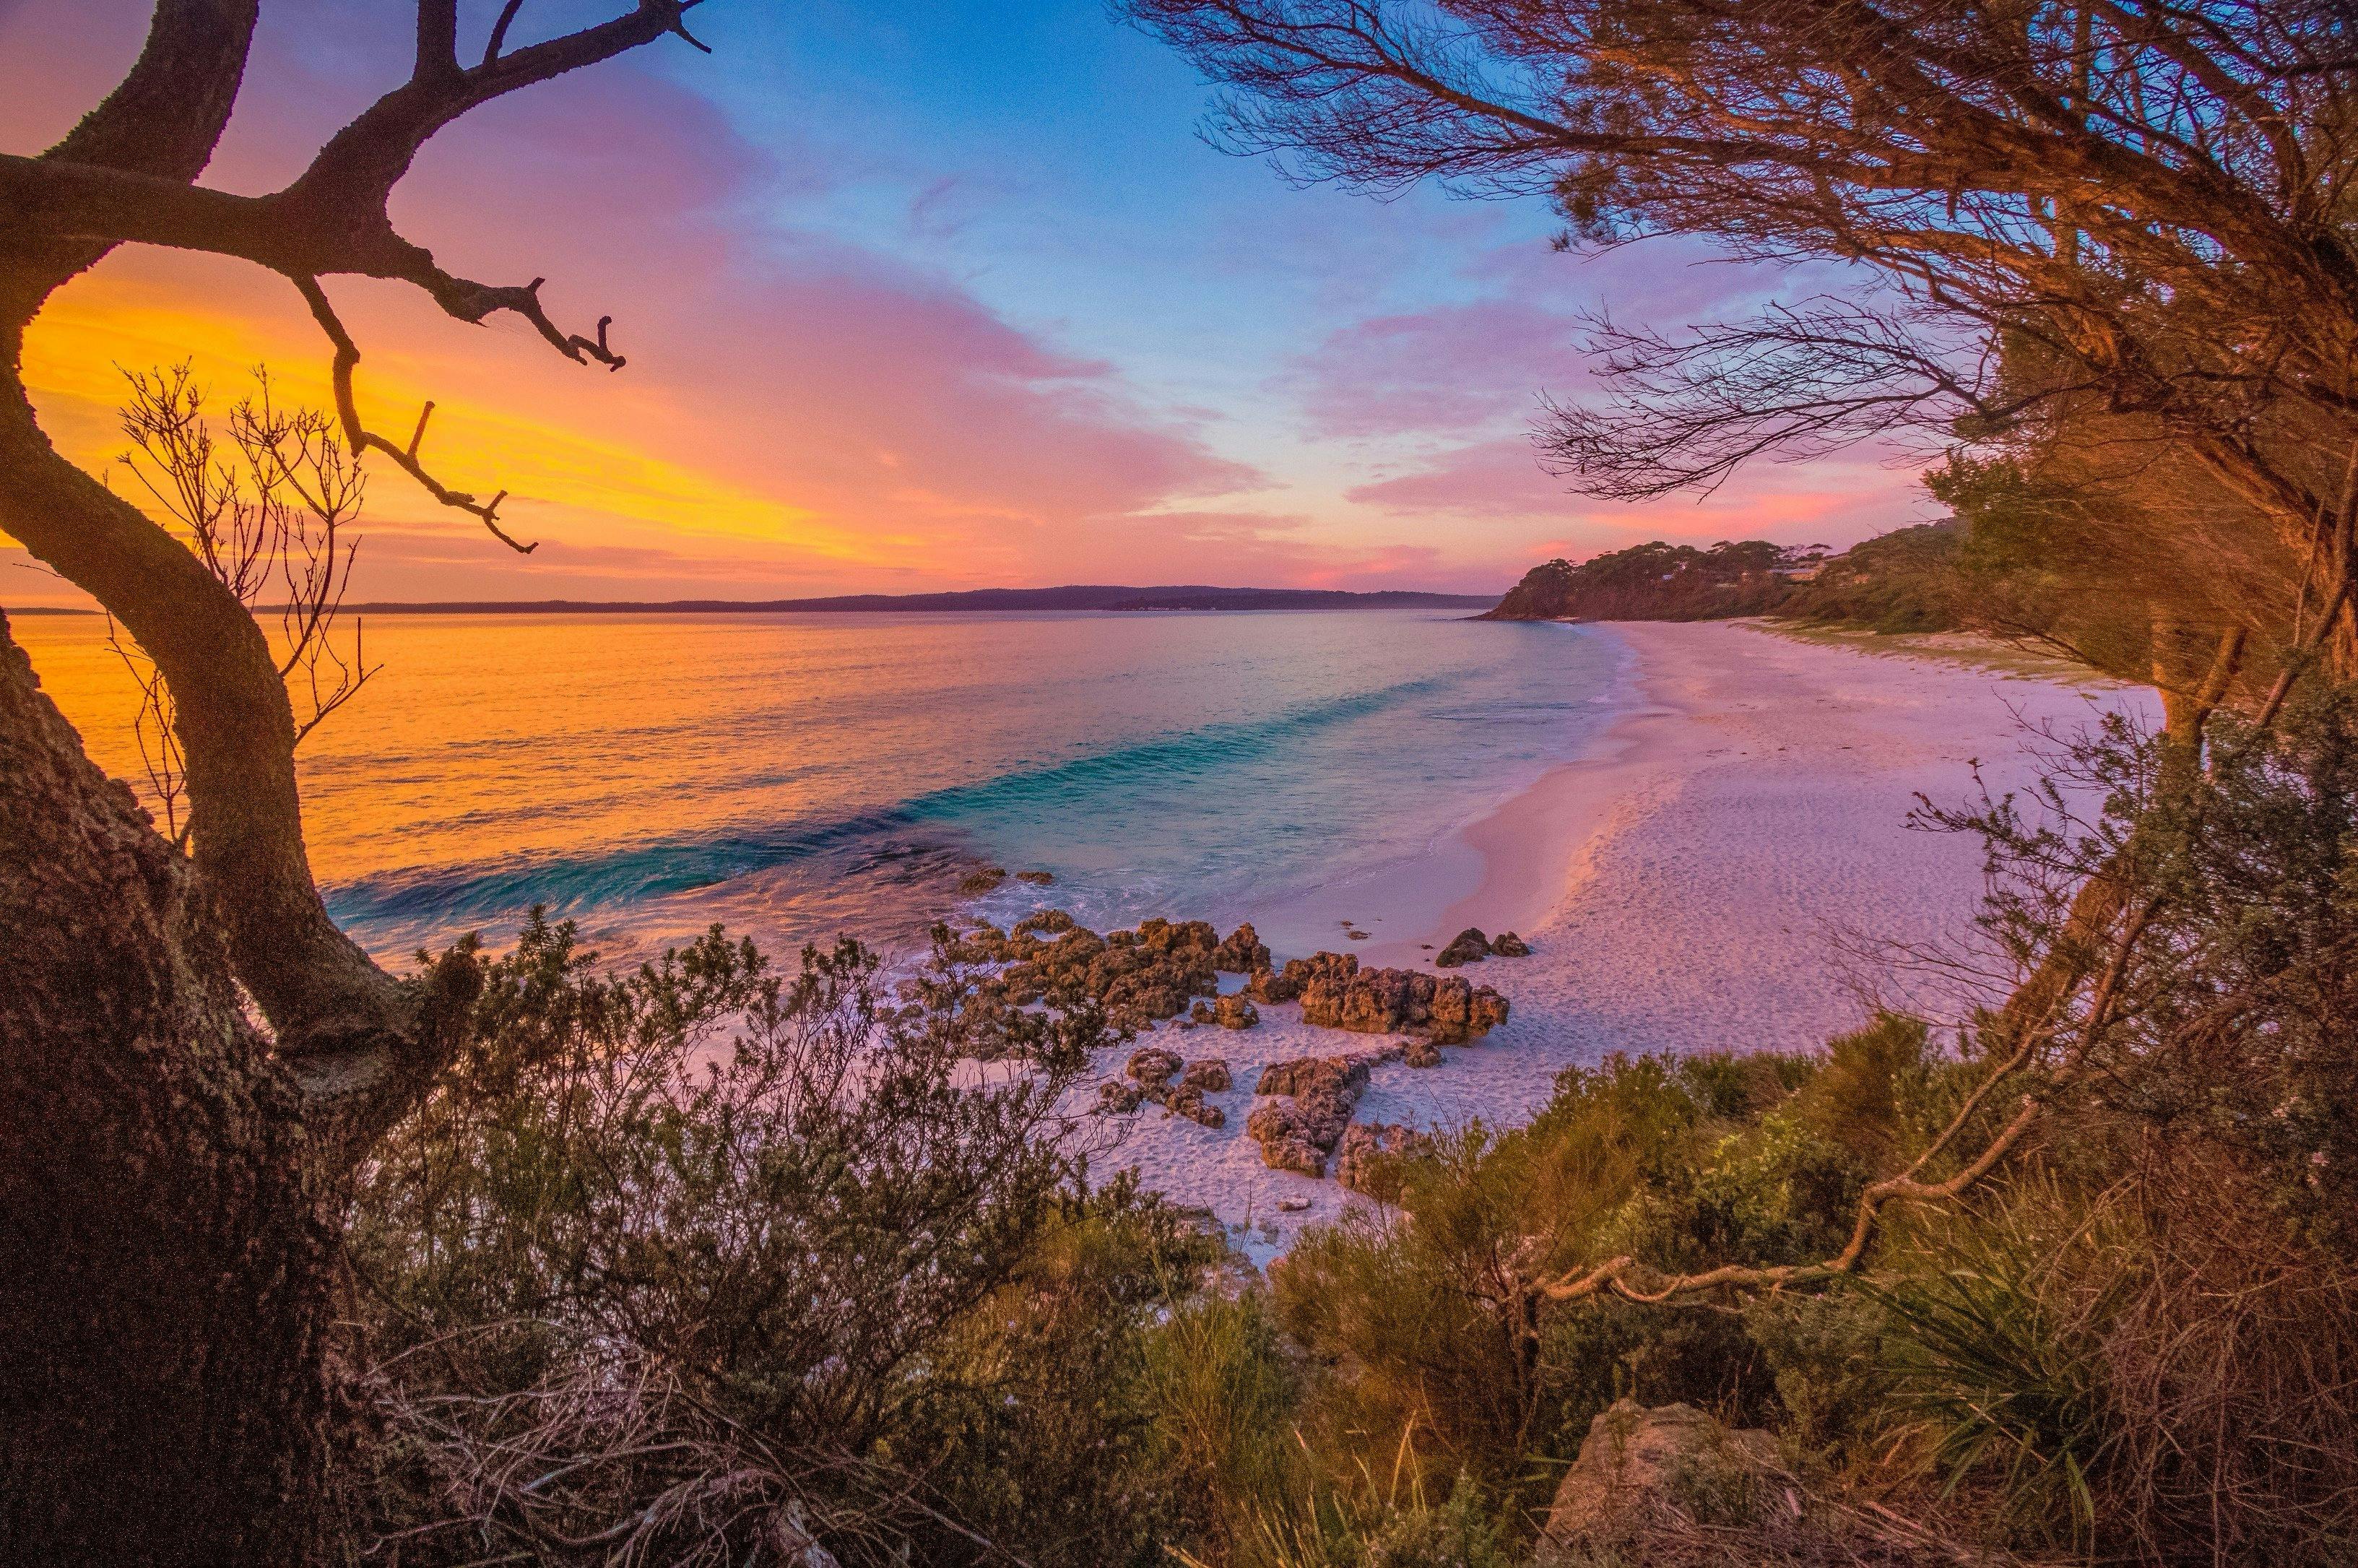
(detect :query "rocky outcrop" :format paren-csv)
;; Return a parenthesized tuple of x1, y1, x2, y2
(1538, 1400, 1785, 1554)
(1245, 950, 1507, 1042)
(1098, 1047, 1226, 1127)
(1015, 869, 1056, 885)
(1246, 950, 1358, 1004)
(1435, 927, 1492, 966)
(948, 914, 1220, 1029)
(1126, 1047, 1182, 1088)
(1245, 1050, 1401, 1176)
(1403, 1038, 1442, 1068)
(1011, 908, 1077, 937)
(1298, 959, 1509, 1043)
(1434, 927, 1533, 964)
(1163, 1083, 1225, 1129)
(1181, 1058, 1231, 1093)
(1212, 922, 1271, 973)
(1247, 1113, 1328, 1174)
(1186, 992, 1256, 1028)
(1334, 1122, 1434, 1200)
(941, 915, 1507, 1065)
(1254, 1054, 1374, 1097)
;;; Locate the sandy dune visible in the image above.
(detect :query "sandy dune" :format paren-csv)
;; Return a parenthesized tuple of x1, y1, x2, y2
(1076, 620, 2148, 1258)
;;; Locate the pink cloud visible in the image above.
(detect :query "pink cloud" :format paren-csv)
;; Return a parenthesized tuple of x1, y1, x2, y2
(1346, 436, 1568, 518)
(1347, 436, 1936, 558)
(6, 6, 1276, 599)
(1, 4, 1935, 604)
(1289, 300, 1587, 439)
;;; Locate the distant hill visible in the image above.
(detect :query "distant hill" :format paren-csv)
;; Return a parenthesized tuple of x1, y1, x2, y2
(1482, 527, 1972, 631)
(340, 585, 1499, 614)
(1481, 540, 1813, 621)
(1773, 521, 1965, 632)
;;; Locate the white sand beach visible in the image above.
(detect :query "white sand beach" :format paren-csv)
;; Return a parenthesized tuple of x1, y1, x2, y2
(1082, 619, 2149, 1257)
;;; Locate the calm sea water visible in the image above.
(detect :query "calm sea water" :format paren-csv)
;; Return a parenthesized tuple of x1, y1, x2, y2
(19, 610, 1627, 962)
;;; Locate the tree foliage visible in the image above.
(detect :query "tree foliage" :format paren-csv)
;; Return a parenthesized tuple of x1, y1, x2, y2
(1486, 538, 1818, 620)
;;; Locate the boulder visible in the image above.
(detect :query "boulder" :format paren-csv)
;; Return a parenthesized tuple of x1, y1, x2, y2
(1212, 921, 1272, 974)
(1435, 927, 1492, 967)
(1136, 917, 1220, 956)
(1190, 1000, 1215, 1024)
(1300, 963, 1426, 1032)
(1094, 1080, 1145, 1115)
(1403, 1038, 1442, 1069)
(1015, 869, 1056, 885)
(978, 915, 1219, 1028)
(1248, 950, 1356, 1003)
(1245, 1101, 1329, 1175)
(1125, 1047, 1184, 1087)
(1539, 1400, 1784, 1552)
(1254, 1054, 1374, 1099)
(1213, 994, 1260, 1030)
(959, 866, 1008, 895)
(1163, 1084, 1225, 1128)
(1181, 1058, 1232, 1093)
(1294, 964, 1509, 1042)
(1246, 1051, 1403, 1174)
(1491, 930, 1531, 957)
(1426, 975, 1511, 1044)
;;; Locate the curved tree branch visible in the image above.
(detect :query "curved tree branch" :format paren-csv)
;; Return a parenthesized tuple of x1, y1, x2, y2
(0, 0, 711, 1164)
(297, 277, 542, 553)
(1537, 889, 2164, 1306)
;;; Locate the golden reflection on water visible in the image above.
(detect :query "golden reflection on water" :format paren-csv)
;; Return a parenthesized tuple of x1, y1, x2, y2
(12, 607, 1605, 965)
(14, 610, 1226, 883)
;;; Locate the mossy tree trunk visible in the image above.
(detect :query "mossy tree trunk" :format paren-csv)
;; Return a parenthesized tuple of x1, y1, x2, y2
(0, 612, 351, 1563)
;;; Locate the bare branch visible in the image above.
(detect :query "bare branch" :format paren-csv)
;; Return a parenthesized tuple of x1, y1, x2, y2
(1540, 298, 2012, 499)
(1120, 0, 2358, 547)
(106, 363, 383, 820)
(1537, 883, 2167, 1307)
(484, 1, 529, 67)
(294, 277, 537, 553)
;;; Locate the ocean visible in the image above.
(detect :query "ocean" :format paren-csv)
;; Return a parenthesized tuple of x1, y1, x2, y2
(17, 609, 1629, 965)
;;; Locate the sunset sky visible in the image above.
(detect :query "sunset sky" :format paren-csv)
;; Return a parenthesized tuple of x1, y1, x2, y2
(1, 0, 1932, 605)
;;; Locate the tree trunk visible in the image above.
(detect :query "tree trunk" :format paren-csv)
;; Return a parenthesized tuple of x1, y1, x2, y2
(0, 609, 347, 1565)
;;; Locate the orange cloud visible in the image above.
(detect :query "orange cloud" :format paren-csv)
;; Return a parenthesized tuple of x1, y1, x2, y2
(2, 13, 1275, 605)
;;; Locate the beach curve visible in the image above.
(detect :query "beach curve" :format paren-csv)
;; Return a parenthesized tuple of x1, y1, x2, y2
(1086, 618, 2149, 1257)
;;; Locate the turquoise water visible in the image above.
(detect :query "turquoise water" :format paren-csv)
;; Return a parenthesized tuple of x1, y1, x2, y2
(22, 609, 1627, 960)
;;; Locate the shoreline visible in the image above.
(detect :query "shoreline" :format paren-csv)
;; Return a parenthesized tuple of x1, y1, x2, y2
(1415, 618, 2125, 961)
(1088, 619, 2150, 1258)
(1240, 623, 1644, 969)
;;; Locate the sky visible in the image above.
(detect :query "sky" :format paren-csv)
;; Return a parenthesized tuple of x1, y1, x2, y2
(0, 0, 1933, 604)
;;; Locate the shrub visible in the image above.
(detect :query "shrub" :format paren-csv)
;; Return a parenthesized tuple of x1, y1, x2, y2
(1860, 1188, 2140, 1550)
(1141, 1288, 1307, 1554)
(356, 913, 1203, 1565)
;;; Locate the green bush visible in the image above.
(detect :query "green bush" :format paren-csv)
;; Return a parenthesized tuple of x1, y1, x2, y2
(1141, 1288, 1307, 1554)
(356, 913, 1211, 1567)
(1860, 1193, 2140, 1550)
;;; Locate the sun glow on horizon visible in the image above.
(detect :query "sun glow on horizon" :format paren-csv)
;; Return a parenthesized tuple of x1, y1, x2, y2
(13, 272, 925, 573)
